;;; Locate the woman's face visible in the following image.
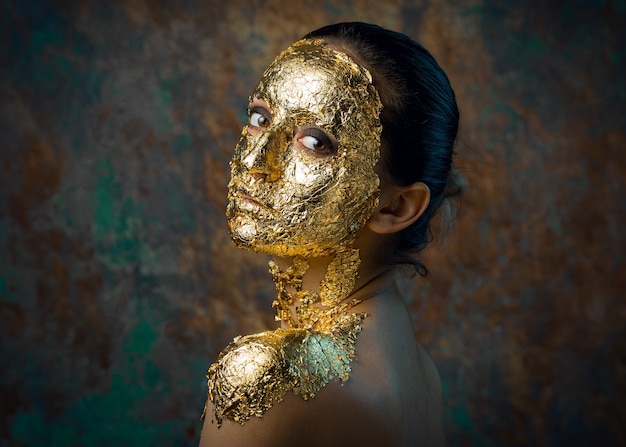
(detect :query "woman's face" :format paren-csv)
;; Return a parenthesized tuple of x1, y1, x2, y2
(227, 40, 383, 258)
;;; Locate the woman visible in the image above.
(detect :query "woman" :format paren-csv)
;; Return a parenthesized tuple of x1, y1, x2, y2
(200, 22, 462, 447)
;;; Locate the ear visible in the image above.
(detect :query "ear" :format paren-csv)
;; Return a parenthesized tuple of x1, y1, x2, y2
(367, 182, 430, 235)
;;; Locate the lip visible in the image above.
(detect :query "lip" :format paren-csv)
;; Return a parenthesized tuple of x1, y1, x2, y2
(241, 193, 263, 207)
(233, 189, 271, 212)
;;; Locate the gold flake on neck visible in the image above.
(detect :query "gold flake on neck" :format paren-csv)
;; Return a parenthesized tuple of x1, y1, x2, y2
(204, 248, 367, 427)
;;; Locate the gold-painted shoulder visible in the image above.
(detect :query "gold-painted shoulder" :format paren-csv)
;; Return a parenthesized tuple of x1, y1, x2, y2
(206, 309, 366, 427)
(207, 330, 293, 427)
(205, 250, 368, 427)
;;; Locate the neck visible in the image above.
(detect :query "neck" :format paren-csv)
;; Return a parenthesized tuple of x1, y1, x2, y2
(270, 247, 395, 329)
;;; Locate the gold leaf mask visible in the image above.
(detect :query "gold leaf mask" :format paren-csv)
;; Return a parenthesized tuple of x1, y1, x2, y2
(204, 39, 384, 429)
(226, 39, 383, 257)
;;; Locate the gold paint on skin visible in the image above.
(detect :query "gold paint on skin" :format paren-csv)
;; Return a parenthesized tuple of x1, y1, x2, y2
(204, 39, 383, 427)
(226, 38, 382, 258)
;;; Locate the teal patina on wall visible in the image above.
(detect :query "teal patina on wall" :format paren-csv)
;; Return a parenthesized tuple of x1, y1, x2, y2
(1, 0, 625, 446)
(93, 158, 156, 269)
(7, 305, 179, 445)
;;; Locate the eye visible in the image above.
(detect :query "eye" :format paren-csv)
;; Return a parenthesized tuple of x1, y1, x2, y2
(297, 128, 337, 156)
(247, 106, 271, 131)
(300, 136, 326, 152)
(250, 112, 269, 128)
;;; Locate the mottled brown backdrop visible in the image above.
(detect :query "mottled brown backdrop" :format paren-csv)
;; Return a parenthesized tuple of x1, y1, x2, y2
(1, 0, 624, 446)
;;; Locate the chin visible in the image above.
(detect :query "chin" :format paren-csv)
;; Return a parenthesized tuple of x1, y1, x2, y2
(228, 219, 351, 259)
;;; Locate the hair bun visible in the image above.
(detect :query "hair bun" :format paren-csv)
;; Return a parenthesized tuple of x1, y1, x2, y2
(444, 166, 466, 199)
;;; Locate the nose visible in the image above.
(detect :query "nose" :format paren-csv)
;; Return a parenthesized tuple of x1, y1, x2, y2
(241, 131, 284, 182)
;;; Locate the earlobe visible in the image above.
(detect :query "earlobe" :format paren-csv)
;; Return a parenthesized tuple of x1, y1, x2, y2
(367, 182, 430, 235)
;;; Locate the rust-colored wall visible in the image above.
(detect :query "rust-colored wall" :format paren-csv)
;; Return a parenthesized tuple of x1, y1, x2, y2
(1, 1, 624, 446)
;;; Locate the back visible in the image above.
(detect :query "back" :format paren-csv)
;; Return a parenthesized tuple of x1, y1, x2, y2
(347, 284, 444, 446)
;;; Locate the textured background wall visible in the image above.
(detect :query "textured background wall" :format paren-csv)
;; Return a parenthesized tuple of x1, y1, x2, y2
(1, 0, 624, 446)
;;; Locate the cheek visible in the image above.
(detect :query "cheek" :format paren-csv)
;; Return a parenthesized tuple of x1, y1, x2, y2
(286, 156, 337, 197)
(336, 129, 380, 183)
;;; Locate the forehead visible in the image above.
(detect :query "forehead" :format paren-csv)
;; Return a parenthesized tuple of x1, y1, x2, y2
(252, 40, 378, 126)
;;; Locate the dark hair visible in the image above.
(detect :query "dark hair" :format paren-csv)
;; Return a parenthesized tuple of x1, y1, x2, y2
(304, 22, 463, 275)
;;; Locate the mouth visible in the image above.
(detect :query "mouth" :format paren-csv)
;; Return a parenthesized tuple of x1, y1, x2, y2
(230, 189, 273, 215)
(241, 193, 264, 207)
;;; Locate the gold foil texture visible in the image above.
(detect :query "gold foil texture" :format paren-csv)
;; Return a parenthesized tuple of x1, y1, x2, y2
(207, 251, 366, 427)
(206, 39, 383, 427)
(226, 38, 383, 258)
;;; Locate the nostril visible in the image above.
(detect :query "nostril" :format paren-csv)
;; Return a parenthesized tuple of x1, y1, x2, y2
(265, 170, 281, 183)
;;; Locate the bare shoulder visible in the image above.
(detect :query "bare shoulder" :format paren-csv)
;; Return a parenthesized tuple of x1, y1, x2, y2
(351, 288, 446, 446)
(199, 288, 444, 447)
